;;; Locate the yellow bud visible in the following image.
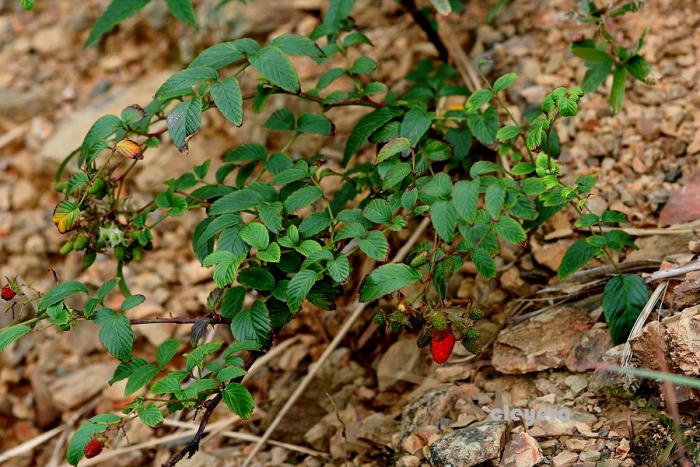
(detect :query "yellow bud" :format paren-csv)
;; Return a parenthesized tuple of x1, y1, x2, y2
(115, 139, 143, 159)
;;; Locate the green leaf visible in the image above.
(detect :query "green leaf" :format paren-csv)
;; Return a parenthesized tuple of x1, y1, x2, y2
(469, 160, 501, 177)
(284, 186, 323, 213)
(377, 137, 411, 164)
(189, 40, 253, 69)
(362, 199, 392, 224)
(257, 242, 281, 263)
(344, 107, 398, 164)
(151, 371, 187, 394)
(265, 109, 296, 131)
(558, 239, 598, 280)
(451, 180, 478, 220)
(359, 230, 390, 260)
(257, 202, 284, 233)
(466, 89, 493, 111)
(316, 68, 346, 90)
(95, 308, 134, 361)
(39, 281, 87, 310)
(496, 125, 521, 142)
(610, 65, 627, 114)
(485, 183, 505, 218)
(224, 144, 267, 162)
(156, 67, 217, 99)
(220, 286, 246, 319)
(203, 251, 243, 287)
(217, 366, 247, 382)
(601, 210, 628, 223)
(248, 46, 300, 93)
(240, 222, 269, 250)
(238, 267, 275, 290)
(430, 200, 458, 242)
(581, 58, 612, 93)
(167, 97, 203, 151)
(470, 248, 496, 279)
(624, 55, 651, 82)
(0, 324, 31, 352)
(349, 56, 376, 74)
(360, 263, 422, 302)
(139, 404, 164, 427)
(400, 109, 432, 146)
(121, 294, 145, 312)
(80, 114, 121, 156)
(511, 162, 535, 175)
(211, 77, 243, 126)
(209, 189, 264, 215)
(66, 415, 120, 465)
(570, 42, 611, 63)
(270, 33, 322, 57)
(381, 161, 412, 190)
(299, 212, 331, 237)
(165, 0, 196, 26)
(125, 364, 160, 395)
(287, 269, 318, 313)
(297, 113, 333, 135)
(494, 216, 526, 243)
(603, 274, 649, 344)
(576, 213, 600, 228)
(156, 339, 180, 368)
(222, 382, 255, 418)
(84, 0, 149, 47)
(493, 73, 518, 92)
(230, 301, 272, 346)
(328, 255, 351, 283)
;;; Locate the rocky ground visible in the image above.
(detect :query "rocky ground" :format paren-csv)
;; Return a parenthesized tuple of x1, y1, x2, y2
(0, 0, 699, 466)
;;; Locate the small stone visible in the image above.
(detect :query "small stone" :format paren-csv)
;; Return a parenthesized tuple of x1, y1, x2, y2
(428, 421, 507, 466)
(401, 433, 425, 453)
(397, 455, 421, 467)
(552, 450, 579, 467)
(579, 451, 601, 462)
(501, 432, 543, 467)
(11, 179, 38, 209)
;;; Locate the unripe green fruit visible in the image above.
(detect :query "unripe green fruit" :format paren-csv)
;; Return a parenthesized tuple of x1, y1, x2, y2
(59, 241, 74, 255)
(469, 309, 483, 321)
(417, 330, 432, 348)
(114, 245, 125, 261)
(55, 181, 67, 192)
(88, 178, 106, 195)
(82, 251, 96, 268)
(73, 234, 89, 250)
(463, 326, 480, 343)
(430, 313, 448, 331)
(132, 247, 143, 262)
(410, 251, 429, 268)
(373, 313, 385, 325)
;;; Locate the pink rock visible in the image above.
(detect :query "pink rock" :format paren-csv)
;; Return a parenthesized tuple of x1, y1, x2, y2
(659, 170, 700, 226)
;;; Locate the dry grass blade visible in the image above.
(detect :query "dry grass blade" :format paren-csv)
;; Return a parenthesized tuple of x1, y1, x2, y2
(621, 281, 667, 367)
(0, 426, 63, 464)
(241, 217, 431, 466)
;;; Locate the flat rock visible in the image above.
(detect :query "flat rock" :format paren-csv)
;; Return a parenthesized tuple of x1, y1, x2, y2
(400, 385, 479, 440)
(49, 362, 117, 410)
(552, 450, 578, 467)
(501, 432, 543, 467)
(663, 306, 700, 376)
(428, 421, 507, 466)
(493, 304, 596, 374)
(39, 71, 172, 172)
(376, 337, 422, 391)
(565, 326, 614, 372)
(659, 170, 700, 226)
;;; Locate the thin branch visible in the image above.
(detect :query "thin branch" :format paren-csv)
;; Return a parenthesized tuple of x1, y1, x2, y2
(242, 217, 431, 466)
(129, 317, 230, 325)
(162, 393, 223, 467)
(401, 0, 449, 61)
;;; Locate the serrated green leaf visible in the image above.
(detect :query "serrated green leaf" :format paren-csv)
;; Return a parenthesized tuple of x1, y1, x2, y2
(95, 308, 134, 361)
(470, 248, 496, 279)
(601, 210, 628, 223)
(494, 216, 526, 243)
(0, 324, 31, 352)
(66, 415, 120, 465)
(209, 189, 264, 215)
(139, 404, 164, 427)
(249, 46, 300, 93)
(211, 77, 243, 126)
(558, 238, 598, 279)
(451, 180, 478, 220)
(125, 364, 160, 395)
(400, 109, 432, 146)
(286, 269, 318, 313)
(430, 200, 458, 242)
(359, 230, 389, 260)
(257, 242, 281, 262)
(624, 55, 651, 83)
(328, 255, 351, 283)
(84, 0, 149, 47)
(377, 137, 411, 164)
(610, 65, 627, 114)
(297, 112, 333, 135)
(485, 183, 505, 218)
(265, 109, 296, 131)
(493, 73, 518, 92)
(167, 97, 203, 151)
(156, 67, 217, 99)
(466, 89, 493, 111)
(270, 33, 322, 57)
(360, 263, 422, 302)
(603, 274, 649, 344)
(156, 339, 180, 368)
(362, 199, 392, 224)
(39, 280, 87, 310)
(344, 107, 398, 164)
(284, 186, 323, 213)
(240, 222, 269, 250)
(121, 294, 145, 312)
(231, 301, 272, 346)
(222, 382, 255, 418)
(166, 0, 196, 26)
(496, 125, 521, 142)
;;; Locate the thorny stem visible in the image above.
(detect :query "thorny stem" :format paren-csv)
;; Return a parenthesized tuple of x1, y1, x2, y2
(130, 316, 231, 325)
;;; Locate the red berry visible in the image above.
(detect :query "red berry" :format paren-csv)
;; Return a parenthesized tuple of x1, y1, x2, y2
(1, 285, 16, 301)
(84, 439, 103, 459)
(430, 330, 455, 364)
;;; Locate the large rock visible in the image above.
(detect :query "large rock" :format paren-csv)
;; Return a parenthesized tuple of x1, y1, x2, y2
(428, 421, 507, 466)
(400, 385, 481, 440)
(492, 302, 597, 374)
(659, 170, 700, 226)
(376, 337, 422, 391)
(39, 71, 172, 172)
(663, 306, 700, 376)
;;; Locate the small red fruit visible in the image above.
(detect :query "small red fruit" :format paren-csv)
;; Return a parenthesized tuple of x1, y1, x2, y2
(430, 329, 456, 364)
(84, 439, 103, 459)
(1, 284, 16, 301)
